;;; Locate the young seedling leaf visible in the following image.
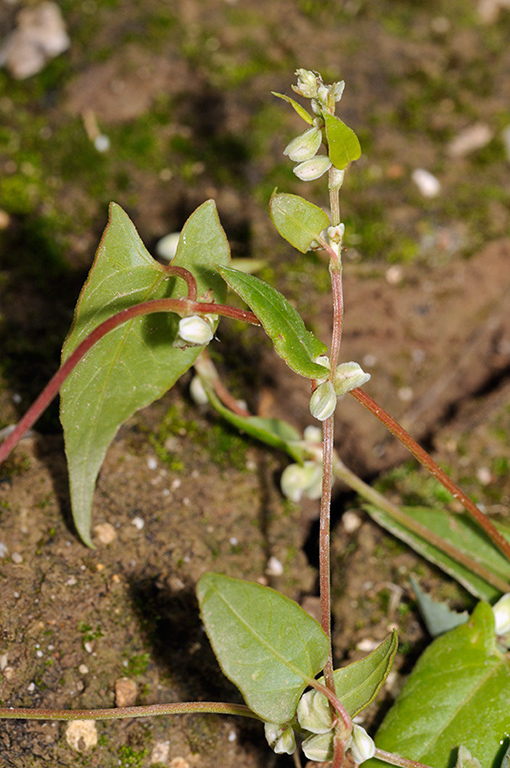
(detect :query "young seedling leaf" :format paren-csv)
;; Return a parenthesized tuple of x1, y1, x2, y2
(60, 201, 230, 546)
(365, 603, 510, 768)
(218, 266, 329, 379)
(410, 578, 468, 637)
(272, 92, 314, 124)
(270, 190, 330, 253)
(365, 504, 510, 602)
(197, 573, 329, 724)
(324, 113, 361, 170)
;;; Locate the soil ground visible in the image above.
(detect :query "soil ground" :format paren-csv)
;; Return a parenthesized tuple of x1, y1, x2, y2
(0, 1, 509, 766)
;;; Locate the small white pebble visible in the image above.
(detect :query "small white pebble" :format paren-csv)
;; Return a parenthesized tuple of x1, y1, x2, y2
(356, 638, 380, 652)
(93, 522, 117, 545)
(343, 511, 362, 533)
(362, 354, 377, 368)
(385, 265, 403, 285)
(397, 386, 413, 402)
(27, 682, 36, 692)
(447, 123, 493, 158)
(265, 556, 284, 576)
(65, 720, 98, 752)
(84, 642, 93, 654)
(11, 552, 23, 564)
(228, 729, 237, 742)
(171, 478, 181, 491)
(131, 516, 145, 531)
(12, 393, 22, 404)
(0, 543, 8, 558)
(151, 741, 171, 764)
(78, 664, 89, 675)
(412, 168, 441, 197)
(36, 650, 43, 658)
(13, 591, 19, 598)
(476, 466, 492, 485)
(0, 654, 8, 670)
(65, 576, 77, 586)
(147, 456, 158, 470)
(229, 537, 239, 546)
(94, 134, 110, 152)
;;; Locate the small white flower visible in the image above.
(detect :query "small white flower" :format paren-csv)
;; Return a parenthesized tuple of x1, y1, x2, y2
(333, 362, 370, 397)
(264, 722, 296, 755)
(280, 461, 322, 502)
(178, 315, 214, 345)
(293, 155, 332, 181)
(331, 80, 345, 102)
(297, 689, 333, 734)
(189, 376, 209, 405)
(302, 731, 334, 762)
(348, 724, 376, 764)
(284, 127, 322, 162)
(310, 380, 336, 421)
(292, 68, 319, 99)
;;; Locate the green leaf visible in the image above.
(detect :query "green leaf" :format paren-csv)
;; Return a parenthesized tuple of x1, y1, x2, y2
(218, 266, 329, 379)
(270, 190, 330, 253)
(411, 578, 468, 637)
(60, 201, 230, 546)
(324, 113, 361, 170)
(365, 603, 510, 768)
(332, 631, 398, 716)
(202, 385, 305, 463)
(365, 504, 510, 601)
(272, 92, 314, 124)
(197, 573, 329, 724)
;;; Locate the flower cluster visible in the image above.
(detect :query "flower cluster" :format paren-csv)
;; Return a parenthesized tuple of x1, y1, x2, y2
(175, 314, 217, 347)
(310, 361, 371, 422)
(264, 685, 376, 763)
(283, 69, 346, 182)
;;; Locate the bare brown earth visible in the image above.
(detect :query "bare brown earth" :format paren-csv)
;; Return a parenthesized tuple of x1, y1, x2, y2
(0, 1, 509, 766)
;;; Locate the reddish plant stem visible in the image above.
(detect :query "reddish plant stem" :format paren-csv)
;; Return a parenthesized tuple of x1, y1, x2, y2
(375, 748, 434, 768)
(319, 414, 335, 691)
(0, 299, 259, 466)
(163, 265, 198, 301)
(329, 260, 344, 373)
(0, 701, 259, 722)
(350, 388, 510, 562)
(332, 734, 346, 768)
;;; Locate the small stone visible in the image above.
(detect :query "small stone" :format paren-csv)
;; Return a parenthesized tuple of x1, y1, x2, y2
(412, 168, 441, 198)
(447, 123, 493, 158)
(93, 523, 117, 545)
(151, 741, 170, 764)
(115, 677, 138, 707)
(342, 511, 362, 533)
(265, 556, 284, 576)
(476, 466, 492, 485)
(131, 516, 145, 531)
(78, 664, 89, 675)
(385, 265, 403, 285)
(65, 720, 98, 752)
(397, 386, 413, 402)
(170, 759, 191, 768)
(0, 543, 8, 558)
(147, 456, 158, 470)
(93, 134, 110, 153)
(11, 552, 23, 564)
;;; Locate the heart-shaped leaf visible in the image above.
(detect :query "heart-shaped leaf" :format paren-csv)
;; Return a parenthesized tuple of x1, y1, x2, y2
(60, 201, 230, 545)
(324, 113, 361, 170)
(365, 603, 510, 768)
(197, 573, 329, 724)
(219, 266, 329, 379)
(270, 190, 330, 253)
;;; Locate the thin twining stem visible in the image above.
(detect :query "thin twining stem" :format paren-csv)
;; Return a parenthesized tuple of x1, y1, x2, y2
(0, 701, 259, 722)
(0, 298, 259, 466)
(163, 265, 198, 302)
(350, 387, 510, 564)
(334, 458, 510, 594)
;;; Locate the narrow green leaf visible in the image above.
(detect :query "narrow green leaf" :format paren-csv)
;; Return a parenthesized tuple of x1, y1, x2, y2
(365, 603, 510, 768)
(60, 201, 230, 545)
(202, 385, 305, 463)
(197, 573, 329, 724)
(270, 190, 330, 253)
(410, 578, 468, 637)
(272, 92, 314, 124)
(324, 113, 361, 170)
(219, 266, 329, 379)
(365, 504, 510, 601)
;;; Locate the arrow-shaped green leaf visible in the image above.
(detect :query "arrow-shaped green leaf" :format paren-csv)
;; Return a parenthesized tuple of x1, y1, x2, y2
(219, 266, 329, 379)
(197, 573, 329, 724)
(324, 113, 361, 170)
(60, 201, 230, 545)
(365, 603, 510, 768)
(270, 190, 330, 253)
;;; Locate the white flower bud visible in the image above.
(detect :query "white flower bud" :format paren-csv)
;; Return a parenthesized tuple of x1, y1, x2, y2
(310, 380, 337, 421)
(293, 68, 319, 99)
(333, 362, 371, 397)
(493, 593, 510, 636)
(284, 127, 322, 162)
(264, 722, 296, 755)
(297, 689, 333, 734)
(280, 461, 321, 503)
(348, 724, 376, 764)
(302, 731, 334, 762)
(331, 80, 345, 102)
(189, 375, 209, 405)
(328, 223, 345, 243)
(317, 83, 331, 106)
(178, 315, 214, 345)
(293, 155, 332, 181)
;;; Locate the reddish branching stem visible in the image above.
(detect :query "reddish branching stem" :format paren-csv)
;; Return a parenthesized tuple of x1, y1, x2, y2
(0, 298, 259, 465)
(350, 387, 510, 563)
